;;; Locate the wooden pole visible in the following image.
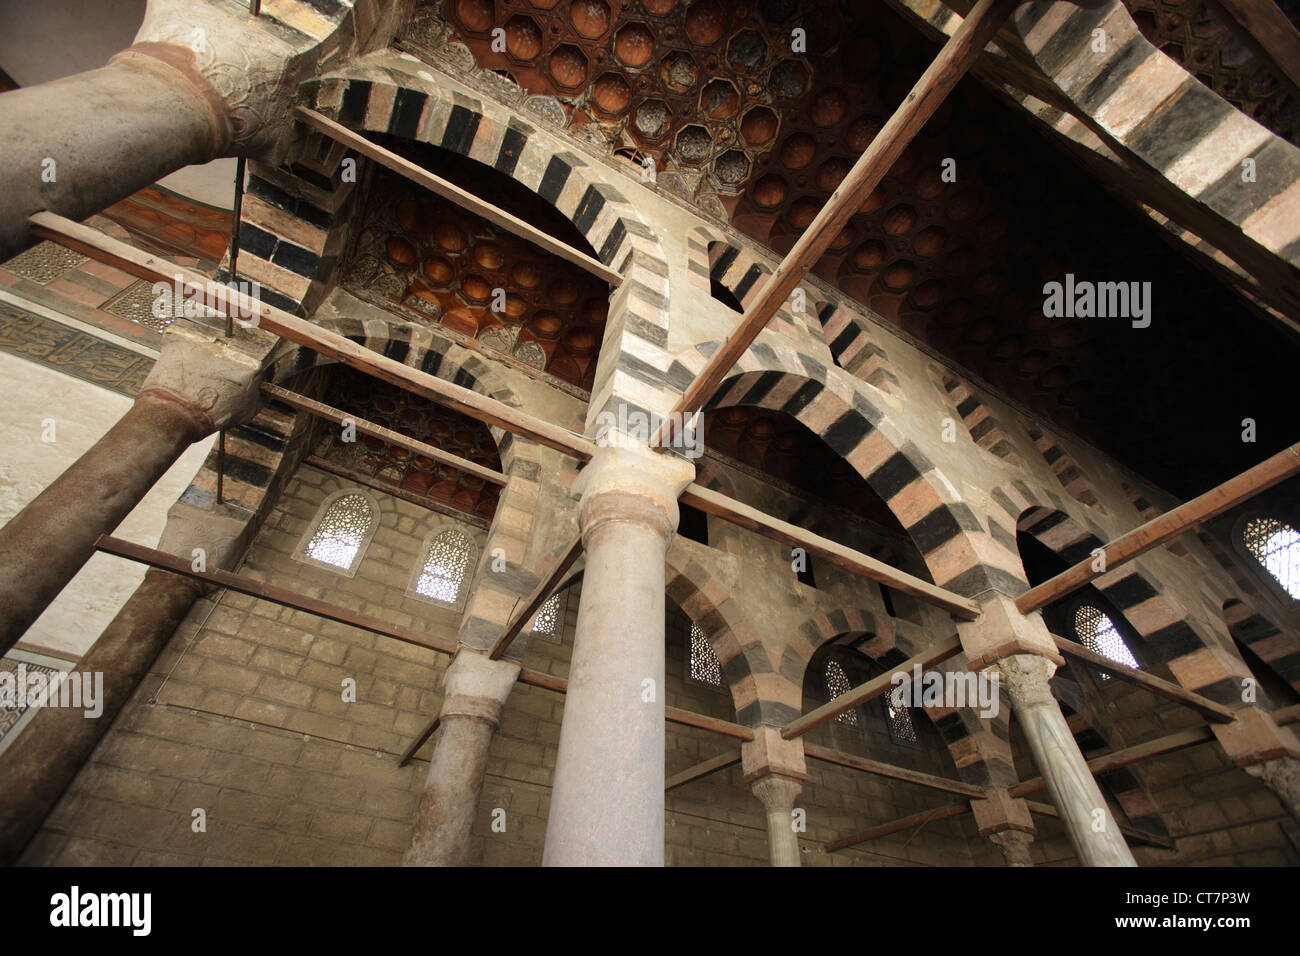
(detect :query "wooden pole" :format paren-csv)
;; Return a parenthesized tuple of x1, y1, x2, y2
(682, 484, 981, 620)
(1054, 634, 1237, 723)
(1206, 0, 1300, 95)
(825, 801, 970, 852)
(488, 535, 583, 660)
(655, 0, 1017, 445)
(781, 637, 962, 739)
(264, 384, 508, 486)
(804, 742, 988, 798)
(1017, 441, 1300, 614)
(398, 717, 440, 766)
(1009, 726, 1216, 799)
(666, 751, 741, 792)
(295, 107, 624, 288)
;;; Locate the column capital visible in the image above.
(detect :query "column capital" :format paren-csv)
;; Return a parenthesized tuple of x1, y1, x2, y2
(750, 773, 803, 811)
(575, 439, 695, 547)
(141, 323, 272, 435)
(741, 726, 807, 784)
(992, 653, 1059, 709)
(439, 647, 522, 728)
(988, 829, 1036, 867)
(957, 592, 1064, 670)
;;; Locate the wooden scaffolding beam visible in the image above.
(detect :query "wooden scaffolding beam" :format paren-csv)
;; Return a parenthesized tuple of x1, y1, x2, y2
(1016, 441, 1300, 614)
(665, 751, 741, 792)
(488, 536, 583, 660)
(1054, 634, 1237, 723)
(657, 0, 1017, 440)
(780, 636, 962, 740)
(262, 384, 508, 486)
(804, 742, 988, 799)
(824, 802, 970, 852)
(295, 107, 624, 287)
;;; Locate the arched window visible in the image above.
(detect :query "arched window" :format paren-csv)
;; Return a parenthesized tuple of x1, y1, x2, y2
(885, 694, 919, 744)
(1243, 517, 1300, 599)
(411, 529, 476, 609)
(825, 659, 859, 726)
(688, 622, 723, 687)
(297, 491, 378, 575)
(1074, 605, 1139, 677)
(531, 592, 564, 643)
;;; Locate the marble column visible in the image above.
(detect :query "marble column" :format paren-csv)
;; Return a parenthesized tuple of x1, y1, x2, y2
(751, 775, 804, 867)
(988, 830, 1035, 866)
(1244, 757, 1300, 825)
(542, 440, 693, 867)
(0, 568, 208, 863)
(997, 654, 1137, 866)
(404, 648, 521, 866)
(0, 324, 265, 653)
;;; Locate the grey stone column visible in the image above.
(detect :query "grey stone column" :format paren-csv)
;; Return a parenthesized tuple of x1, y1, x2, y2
(1244, 756, 1300, 826)
(997, 654, 1137, 867)
(988, 830, 1035, 866)
(404, 648, 521, 866)
(0, 325, 265, 654)
(0, 568, 209, 863)
(0, 55, 228, 259)
(751, 775, 803, 867)
(542, 440, 694, 867)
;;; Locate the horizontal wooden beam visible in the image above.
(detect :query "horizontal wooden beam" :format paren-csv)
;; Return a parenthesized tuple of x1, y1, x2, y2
(295, 107, 624, 288)
(488, 535, 583, 660)
(781, 636, 962, 739)
(666, 751, 741, 792)
(95, 535, 460, 656)
(658, 0, 1016, 441)
(29, 211, 599, 462)
(264, 384, 507, 486)
(1207, 0, 1300, 95)
(1025, 800, 1175, 849)
(1009, 726, 1216, 799)
(1054, 635, 1237, 724)
(1016, 441, 1300, 614)
(825, 801, 970, 853)
(681, 484, 981, 620)
(804, 741, 988, 798)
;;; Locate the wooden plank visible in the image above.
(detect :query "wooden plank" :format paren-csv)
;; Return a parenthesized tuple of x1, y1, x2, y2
(488, 535, 583, 660)
(1207, 0, 1300, 95)
(1274, 703, 1300, 726)
(1025, 800, 1175, 849)
(29, 211, 601, 462)
(781, 636, 962, 739)
(295, 107, 624, 288)
(682, 483, 981, 620)
(665, 751, 741, 792)
(397, 717, 440, 767)
(1017, 441, 1300, 613)
(1054, 635, 1237, 724)
(804, 742, 988, 798)
(94, 535, 459, 656)
(1009, 726, 1216, 799)
(825, 801, 970, 852)
(656, 0, 1017, 440)
(265, 384, 508, 485)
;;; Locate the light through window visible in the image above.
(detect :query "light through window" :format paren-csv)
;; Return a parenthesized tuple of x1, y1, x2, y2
(825, 659, 858, 726)
(886, 696, 918, 744)
(1075, 605, 1139, 677)
(1243, 517, 1300, 599)
(689, 623, 722, 687)
(304, 493, 374, 571)
(415, 530, 474, 606)
(531, 592, 562, 640)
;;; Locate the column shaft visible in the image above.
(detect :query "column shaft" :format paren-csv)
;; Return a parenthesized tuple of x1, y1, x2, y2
(543, 509, 671, 866)
(751, 775, 803, 867)
(0, 568, 207, 863)
(0, 56, 225, 258)
(1000, 655, 1137, 866)
(0, 389, 209, 653)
